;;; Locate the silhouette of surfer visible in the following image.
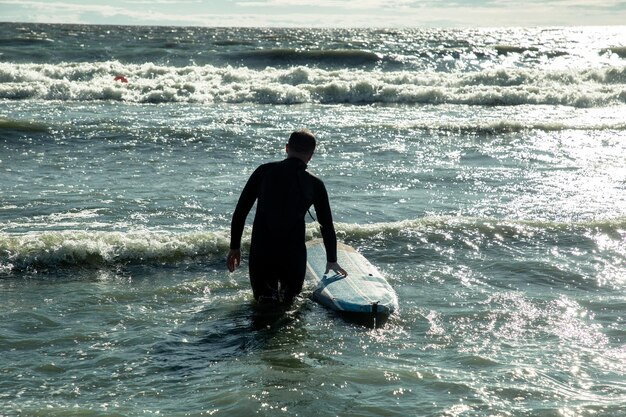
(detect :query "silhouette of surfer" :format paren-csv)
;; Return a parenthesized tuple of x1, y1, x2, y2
(227, 130, 347, 304)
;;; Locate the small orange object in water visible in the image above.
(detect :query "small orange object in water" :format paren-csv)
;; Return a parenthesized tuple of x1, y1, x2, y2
(114, 75, 128, 83)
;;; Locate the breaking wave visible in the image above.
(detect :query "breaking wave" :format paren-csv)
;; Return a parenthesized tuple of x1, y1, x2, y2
(2, 216, 624, 274)
(0, 230, 230, 273)
(2, 62, 626, 107)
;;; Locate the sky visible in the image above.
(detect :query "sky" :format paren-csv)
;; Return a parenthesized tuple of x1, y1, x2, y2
(1, 0, 626, 28)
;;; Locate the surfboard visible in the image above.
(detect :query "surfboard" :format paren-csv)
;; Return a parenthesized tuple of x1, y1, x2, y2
(306, 239, 398, 324)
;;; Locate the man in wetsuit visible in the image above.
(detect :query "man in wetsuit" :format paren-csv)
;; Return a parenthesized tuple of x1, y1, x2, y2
(227, 129, 347, 303)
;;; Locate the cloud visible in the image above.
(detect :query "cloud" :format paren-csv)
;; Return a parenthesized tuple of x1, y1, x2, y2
(236, 0, 416, 9)
(126, 0, 201, 4)
(0, 0, 202, 25)
(1, 0, 625, 26)
(1, 1, 125, 17)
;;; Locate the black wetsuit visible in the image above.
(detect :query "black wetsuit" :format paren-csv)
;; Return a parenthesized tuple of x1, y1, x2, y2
(230, 157, 338, 302)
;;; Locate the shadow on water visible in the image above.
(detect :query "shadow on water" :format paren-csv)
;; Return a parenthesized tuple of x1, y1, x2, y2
(150, 300, 304, 375)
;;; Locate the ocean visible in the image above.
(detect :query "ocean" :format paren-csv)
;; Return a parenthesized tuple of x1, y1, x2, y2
(1, 22, 625, 416)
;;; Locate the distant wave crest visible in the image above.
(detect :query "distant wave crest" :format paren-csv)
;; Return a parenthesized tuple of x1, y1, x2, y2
(2, 62, 626, 107)
(0, 117, 50, 133)
(231, 48, 384, 66)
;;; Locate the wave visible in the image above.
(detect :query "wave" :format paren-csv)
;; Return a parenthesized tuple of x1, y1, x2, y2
(2, 216, 624, 273)
(0, 37, 54, 47)
(2, 62, 626, 107)
(494, 45, 539, 55)
(601, 46, 626, 58)
(335, 216, 626, 241)
(230, 48, 384, 67)
(0, 230, 230, 273)
(491, 45, 569, 59)
(384, 120, 626, 134)
(0, 117, 50, 133)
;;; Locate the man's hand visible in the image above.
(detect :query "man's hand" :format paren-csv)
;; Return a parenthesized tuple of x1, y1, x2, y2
(227, 248, 241, 272)
(325, 261, 347, 277)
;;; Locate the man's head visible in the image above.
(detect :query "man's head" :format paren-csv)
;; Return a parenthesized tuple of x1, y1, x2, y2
(286, 129, 316, 162)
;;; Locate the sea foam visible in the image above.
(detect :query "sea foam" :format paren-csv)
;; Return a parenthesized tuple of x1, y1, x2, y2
(0, 230, 230, 273)
(2, 217, 623, 273)
(1, 62, 625, 107)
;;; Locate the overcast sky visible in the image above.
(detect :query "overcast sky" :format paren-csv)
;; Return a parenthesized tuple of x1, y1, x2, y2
(1, 0, 625, 27)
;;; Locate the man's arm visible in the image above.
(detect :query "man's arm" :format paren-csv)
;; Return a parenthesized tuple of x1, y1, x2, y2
(313, 178, 347, 277)
(227, 165, 265, 272)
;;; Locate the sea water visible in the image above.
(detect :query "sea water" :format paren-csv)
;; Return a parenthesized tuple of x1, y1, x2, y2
(1, 23, 625, 416)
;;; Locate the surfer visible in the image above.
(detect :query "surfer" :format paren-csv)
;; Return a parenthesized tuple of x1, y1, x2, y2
(227, 129, 347, 304)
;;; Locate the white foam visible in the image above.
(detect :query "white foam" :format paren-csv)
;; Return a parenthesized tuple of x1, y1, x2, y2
(1, 216, 624, 273)
(1, 62, 625, 107)
(0, 230, 230, 272)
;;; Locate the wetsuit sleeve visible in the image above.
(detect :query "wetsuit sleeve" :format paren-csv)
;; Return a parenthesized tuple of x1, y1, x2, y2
(229, 165, 265, 250)
(313, 178, 338, 263)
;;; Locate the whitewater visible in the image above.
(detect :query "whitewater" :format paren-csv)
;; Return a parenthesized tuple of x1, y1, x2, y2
(2, 61, 626, 107)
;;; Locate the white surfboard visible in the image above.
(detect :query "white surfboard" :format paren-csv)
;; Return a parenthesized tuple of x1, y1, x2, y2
(306, 239, 398, 323)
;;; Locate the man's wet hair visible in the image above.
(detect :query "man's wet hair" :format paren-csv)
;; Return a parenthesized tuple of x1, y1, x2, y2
(288, 130, 316, 154)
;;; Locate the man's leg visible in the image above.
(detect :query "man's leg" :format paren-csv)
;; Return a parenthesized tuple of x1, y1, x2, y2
(279, 244, 307, 303)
